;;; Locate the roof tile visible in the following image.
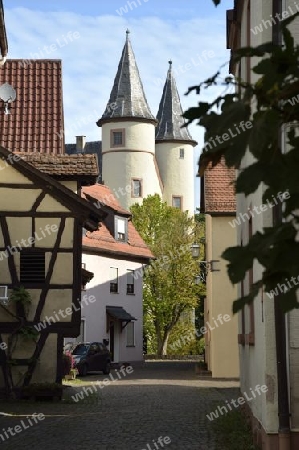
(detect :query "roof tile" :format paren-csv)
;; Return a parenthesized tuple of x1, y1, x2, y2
(16, 152, 99, 178)
(82, 184, 154, 260)
(203, 159, 236, 213)
(0, 59, 64, 154)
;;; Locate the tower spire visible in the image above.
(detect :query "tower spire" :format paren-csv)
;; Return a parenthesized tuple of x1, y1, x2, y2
(156, 62, 196, 144)
(98, 32, 156, 125)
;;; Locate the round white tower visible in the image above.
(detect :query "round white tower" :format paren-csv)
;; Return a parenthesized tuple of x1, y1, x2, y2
(97, 30, 162, 210)
(155, 61, 197, 216)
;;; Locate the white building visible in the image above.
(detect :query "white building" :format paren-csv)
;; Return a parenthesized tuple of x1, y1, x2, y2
(66, 31, 197, 215)
(67, 183, 153, 364)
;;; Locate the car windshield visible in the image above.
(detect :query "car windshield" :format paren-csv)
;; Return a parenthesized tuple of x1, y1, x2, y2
(72, 344, 89, 355)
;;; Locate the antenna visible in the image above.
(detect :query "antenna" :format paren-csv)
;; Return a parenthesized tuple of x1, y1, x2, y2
(0, 82, 16, 115)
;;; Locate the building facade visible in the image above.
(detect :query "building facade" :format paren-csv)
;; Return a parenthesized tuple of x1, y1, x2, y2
(227, 1, 299, 448)
(67, 183, 153, 364)
(200, 159, 239, 378)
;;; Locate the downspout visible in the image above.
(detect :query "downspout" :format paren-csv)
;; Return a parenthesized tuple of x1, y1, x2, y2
(272, 0, 291, 448)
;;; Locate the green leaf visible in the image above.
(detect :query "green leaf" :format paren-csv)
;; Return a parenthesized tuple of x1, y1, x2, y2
(222, 246, 254, 284)
(236, 162, 266, 195)
(183, 103, 210, 123)
(232, 282, 262, 313)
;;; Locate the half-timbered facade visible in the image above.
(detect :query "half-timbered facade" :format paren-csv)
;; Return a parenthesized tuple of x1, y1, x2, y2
(0, 146, 103, 389)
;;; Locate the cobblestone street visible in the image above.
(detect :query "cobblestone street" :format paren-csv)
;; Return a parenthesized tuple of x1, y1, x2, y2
(0, 361, 239, 450)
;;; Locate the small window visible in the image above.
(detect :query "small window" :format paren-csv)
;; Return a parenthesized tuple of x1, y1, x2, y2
(113, 132, 123, 145)
(179, 148, 184, 159)
(126, 322, 135, 347)
(110, 267, 118, 293)
(132, 179, 142, 198)
(111, 129, 125, 147)
(20, 251, 45, 283)
(115, 217, 127, 241)
(172, 196, 182, 210)
(127, 270, 135, 294)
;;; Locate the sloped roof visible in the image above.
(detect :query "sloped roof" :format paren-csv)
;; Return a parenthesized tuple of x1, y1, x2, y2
(82, 184, 154, 261)
(0, 146, 104, 230)
(0, 59, 64, 154)
(97, 31, 156, 125)
(82, 183, 129, 215)
(156, 62, 196, 145)
(17, 152, 99, 180)
(106, 306, 136, 322)
(201, 159, 236, 214)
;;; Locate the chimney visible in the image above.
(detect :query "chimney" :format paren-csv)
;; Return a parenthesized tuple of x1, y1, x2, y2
(76, 135, 86, 153)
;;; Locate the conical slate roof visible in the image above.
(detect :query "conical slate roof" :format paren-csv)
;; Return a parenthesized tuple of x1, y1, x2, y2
(98, 30, 156, 125)
(156, 61, 195, 144)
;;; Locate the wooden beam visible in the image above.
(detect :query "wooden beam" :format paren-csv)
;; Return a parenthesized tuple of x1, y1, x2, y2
(0, 217, 19, 286)
(0, 212, 72, 217)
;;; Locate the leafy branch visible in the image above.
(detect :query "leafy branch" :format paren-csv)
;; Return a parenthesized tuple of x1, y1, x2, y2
(184, 14, 299, 312)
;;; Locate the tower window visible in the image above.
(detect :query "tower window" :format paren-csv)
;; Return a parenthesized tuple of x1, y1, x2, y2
(172, 196, 182, 210)
(132, 179, 142, 198)
(179, 148, 184, 159)
(111, 129, 125, 147)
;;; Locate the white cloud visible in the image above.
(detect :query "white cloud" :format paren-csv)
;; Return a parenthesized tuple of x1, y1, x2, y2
(5, 7, 231, 208)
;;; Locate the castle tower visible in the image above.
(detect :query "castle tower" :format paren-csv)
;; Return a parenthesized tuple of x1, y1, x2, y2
(155, 61, 197, 215)
(97, 30, 162, 210)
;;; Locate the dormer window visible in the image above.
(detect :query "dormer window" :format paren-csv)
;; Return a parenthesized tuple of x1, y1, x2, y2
(115, 216, 128, 242)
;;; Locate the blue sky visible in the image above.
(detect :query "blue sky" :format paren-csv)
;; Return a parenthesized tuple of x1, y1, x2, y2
(4, 0, 233, 209)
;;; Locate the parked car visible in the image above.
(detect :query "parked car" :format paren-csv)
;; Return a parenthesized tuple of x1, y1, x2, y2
(71, 342, 111, 376)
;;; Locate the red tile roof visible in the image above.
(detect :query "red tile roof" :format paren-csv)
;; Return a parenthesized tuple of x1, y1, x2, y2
(16, 152, 99, 179)
(82, 183, 129, 215)
(202, 159, 236, 214)
(82, 184, 154, 261)
(0, 60, 64, 154)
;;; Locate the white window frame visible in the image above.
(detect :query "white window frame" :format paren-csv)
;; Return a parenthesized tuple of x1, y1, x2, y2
(110, 267, 119, 293)
(115, 216, 127, 242)
(126, 270, 135, 294)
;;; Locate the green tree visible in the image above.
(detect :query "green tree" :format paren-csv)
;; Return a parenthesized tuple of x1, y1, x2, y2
(131, 195, 203, 355)
(183, 10, 299, 312)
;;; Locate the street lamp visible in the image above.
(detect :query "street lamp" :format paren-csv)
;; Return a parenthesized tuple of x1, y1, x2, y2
(191, 243, 220, 283)
(191, 243, 200, 258)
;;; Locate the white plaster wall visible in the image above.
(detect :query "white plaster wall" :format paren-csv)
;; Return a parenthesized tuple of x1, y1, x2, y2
(101, 121, 162, 210)
(237, 0, 278, 434)
(155, 142, 195, 215)
(102, 121, 156, 153)
(80, 252, 144, 362)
